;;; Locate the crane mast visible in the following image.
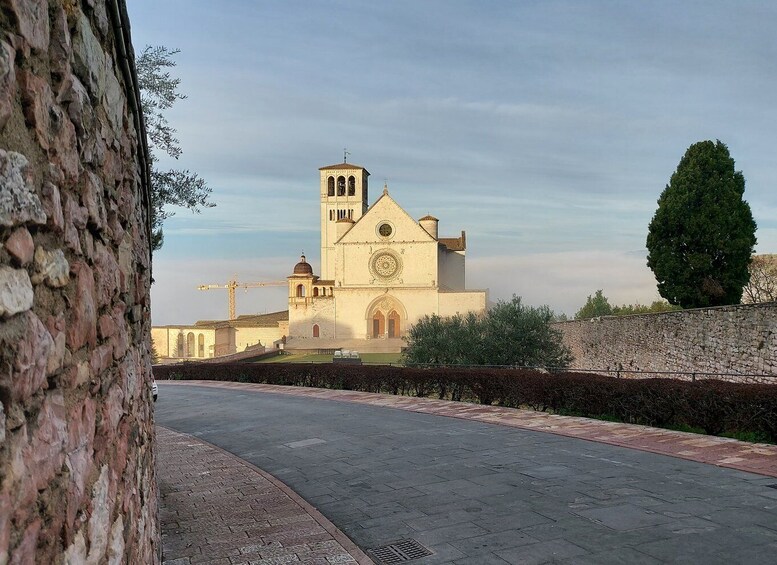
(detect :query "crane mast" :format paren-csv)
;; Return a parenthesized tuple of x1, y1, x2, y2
(197, 278, 285, 320)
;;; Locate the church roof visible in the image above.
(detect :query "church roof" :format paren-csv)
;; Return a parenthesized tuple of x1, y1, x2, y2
(439, 231, 466, 251)
(226, 310, 289, 328)
(336, 217, 355, 223)
(419, 215, 439, 221)
(191, 310, 289, 329)
(319, 163, 370, 174)
(292, 254, 314, 275)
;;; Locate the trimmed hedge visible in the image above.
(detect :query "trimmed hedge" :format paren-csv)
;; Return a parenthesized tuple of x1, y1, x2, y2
(153, 363, 777, 443)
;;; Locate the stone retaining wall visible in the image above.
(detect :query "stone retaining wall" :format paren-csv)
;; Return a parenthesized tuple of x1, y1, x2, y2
(554, 302, 777, 381)
(0, 1, 158, 562)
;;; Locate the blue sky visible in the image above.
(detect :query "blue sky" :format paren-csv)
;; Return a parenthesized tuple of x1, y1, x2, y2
(127, 1, 777, 325)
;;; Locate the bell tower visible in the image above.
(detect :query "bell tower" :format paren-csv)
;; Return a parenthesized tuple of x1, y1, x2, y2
(319, 162, 369, 279)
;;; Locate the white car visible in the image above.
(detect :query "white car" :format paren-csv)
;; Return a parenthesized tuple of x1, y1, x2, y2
(152, 379, 158, 402)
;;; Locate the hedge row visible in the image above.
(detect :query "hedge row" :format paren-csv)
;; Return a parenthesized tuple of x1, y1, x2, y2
(153, 362, 777, 443)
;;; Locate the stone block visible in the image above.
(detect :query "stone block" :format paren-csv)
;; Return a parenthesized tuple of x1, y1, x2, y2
(66, 261, 97, 351)
(93, 241, 120, 308)
(25, 391, 67, 491)
(0, 491, 9, 565)
(87, 466, 112, 563)
(98, 313, 117, 339)
(83, 171, 107, 230)
(73, 14, 106, 98)
(48, 5, 71, 76)
(31, 246, 69, 287)
(89, 342, 113, 377)
(50, 104, 80, 181)
(19, 69, 53, 150)
(0, 310, 53, 402)
(0, 266, 34, 318)
(5, 0, 49, 52)
(10, 518, 41, 565)
(0, 41, 15, 130)
(0, 150, 46, 227)
(40, 182, 64, 232)
(4, 227, 34, 265)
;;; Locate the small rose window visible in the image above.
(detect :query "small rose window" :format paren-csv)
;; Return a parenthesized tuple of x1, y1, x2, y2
(378, 223, 392, 237)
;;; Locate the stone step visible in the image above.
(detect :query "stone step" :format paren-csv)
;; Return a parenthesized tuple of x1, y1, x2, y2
(285, 337, 404, 354)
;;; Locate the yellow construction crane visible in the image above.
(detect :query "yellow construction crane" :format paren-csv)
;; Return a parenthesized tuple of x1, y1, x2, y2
(197, 278, 286, 320)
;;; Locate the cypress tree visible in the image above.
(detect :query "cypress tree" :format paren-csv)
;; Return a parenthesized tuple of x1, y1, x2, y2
(646, 140, 756, 308)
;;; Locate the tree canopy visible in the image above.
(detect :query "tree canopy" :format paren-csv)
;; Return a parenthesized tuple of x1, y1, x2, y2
(402, 296, 572, 369)
(742, 254, 777, 304)
(574, 290, 680, 319)
(137, 46, 214, 250)
(646, 140, 756, 308)
(574, 290, 612, 319)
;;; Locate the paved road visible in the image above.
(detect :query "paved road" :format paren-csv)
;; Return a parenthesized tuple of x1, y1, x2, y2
(156, 383, 777, 564)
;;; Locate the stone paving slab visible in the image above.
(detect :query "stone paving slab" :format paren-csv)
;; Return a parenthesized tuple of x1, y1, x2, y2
(156, 425, 374, 564)
(161, 381, 777, 478)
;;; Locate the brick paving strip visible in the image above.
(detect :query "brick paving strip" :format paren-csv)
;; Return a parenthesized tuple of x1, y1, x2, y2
(162, 381, 777, 478)
(156, 425, 375, 564)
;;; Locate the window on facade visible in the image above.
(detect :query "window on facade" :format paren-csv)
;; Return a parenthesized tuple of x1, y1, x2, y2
(329, 210, 334, 221)
(322, 288, 326, 296)
(388, 311, 401, 338)
(186, 332, 195, 357)
(348, 209, 353, 219)
(296, 284, 305, 297)
(198, 334, 205, 357)
(327, 176, 335, 196)
(312, 324, 320, 338)
(313, 287, 319, 297)
(337, 176, 345, 196)
(348, 176, 355, 196)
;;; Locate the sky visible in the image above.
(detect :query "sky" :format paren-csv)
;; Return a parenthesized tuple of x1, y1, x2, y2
(127, 1, 777, 325)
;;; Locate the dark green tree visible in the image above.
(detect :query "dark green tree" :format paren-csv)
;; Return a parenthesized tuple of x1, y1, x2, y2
(646, 140, 756, 308)
(574, 290, 613, 319)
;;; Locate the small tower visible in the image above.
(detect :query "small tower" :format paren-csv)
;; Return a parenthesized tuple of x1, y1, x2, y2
(419, 215, 439, 239)
(319, 162, 369, 280)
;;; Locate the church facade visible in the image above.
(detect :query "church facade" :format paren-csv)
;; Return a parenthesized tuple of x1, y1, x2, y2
(151, 161, 487, 361)
(285, 162, 487, 350)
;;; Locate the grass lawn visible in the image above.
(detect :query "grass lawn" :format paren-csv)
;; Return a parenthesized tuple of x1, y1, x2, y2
(257, 352, 403, 365)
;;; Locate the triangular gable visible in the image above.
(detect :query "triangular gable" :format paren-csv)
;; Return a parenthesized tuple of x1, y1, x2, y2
(337, 191, 436, 244)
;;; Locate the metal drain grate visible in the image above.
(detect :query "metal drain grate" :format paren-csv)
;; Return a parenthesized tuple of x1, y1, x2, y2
(370, 539, 433, 564)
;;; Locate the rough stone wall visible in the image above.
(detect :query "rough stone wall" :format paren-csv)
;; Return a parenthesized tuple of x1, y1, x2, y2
(0, 1, 158, 563)
(554, 302, 777, 381)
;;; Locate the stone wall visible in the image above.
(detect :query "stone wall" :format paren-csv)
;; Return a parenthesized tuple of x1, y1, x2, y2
(554, 302, 777, 381)
(0, 1, 158, 563)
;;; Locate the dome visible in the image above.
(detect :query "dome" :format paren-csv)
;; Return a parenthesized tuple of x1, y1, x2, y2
(293, 254, 313, 275)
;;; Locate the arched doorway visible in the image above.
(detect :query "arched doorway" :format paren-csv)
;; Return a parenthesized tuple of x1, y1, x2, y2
(388, 310, 400, 338)
(366, 295, 407, 339)
(312, 324, 320, 338)
(372, 311, 385, 338)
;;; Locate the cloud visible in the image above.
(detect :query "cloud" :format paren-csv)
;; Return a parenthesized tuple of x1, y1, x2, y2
(468, 250, 659, 316)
